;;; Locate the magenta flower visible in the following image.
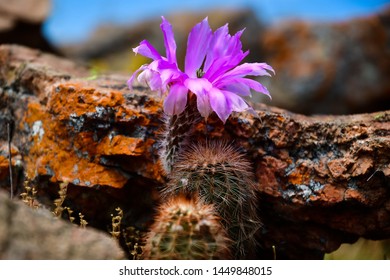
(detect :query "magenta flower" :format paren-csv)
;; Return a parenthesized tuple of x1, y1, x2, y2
(128, 16, 274, 123)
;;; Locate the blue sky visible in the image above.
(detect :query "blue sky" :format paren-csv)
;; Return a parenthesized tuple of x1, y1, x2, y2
(43, 0, 390, 44)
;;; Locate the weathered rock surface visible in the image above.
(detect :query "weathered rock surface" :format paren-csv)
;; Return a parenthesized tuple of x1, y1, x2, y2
(260, 6, 390, 115)
(0, 44, 389, 259)
(0, 190, 125, 259)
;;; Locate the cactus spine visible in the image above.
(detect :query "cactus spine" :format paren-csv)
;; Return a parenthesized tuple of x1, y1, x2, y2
(159, 94, 201, 174)
(150, 94, 260, 259)
(163, 141, 261, 259)
(142, 196, 231, 260)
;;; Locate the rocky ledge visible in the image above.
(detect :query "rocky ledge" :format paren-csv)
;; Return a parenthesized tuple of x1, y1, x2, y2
(0, 44, 389, 259)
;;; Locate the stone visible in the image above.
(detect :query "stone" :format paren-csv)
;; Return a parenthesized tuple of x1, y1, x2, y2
(0, 0, 57, 53)
(0, 44, 389, 259)
(0, 190, 125, 259)
(260, 6, 390, 114)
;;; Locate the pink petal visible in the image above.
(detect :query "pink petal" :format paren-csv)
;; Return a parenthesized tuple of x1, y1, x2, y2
(163, 84, 188, 115)
(184, 78, 213, 118)
(215, 77, 271, 98)
(159, 67, 182, 86)
(137, 68, 162, 91)
(133, 40, 162, 60)
(204, 51, 248, 82)
(127, 65, 147, 89)
(203, 24, 229, 72)
(184, 17, 212, 78)
(218, 62, 275, 82)
(224, 90, 259, 119)
(203, 25, 249, 82)
(238, 77, 272, 98)
(220, 81, 252, 96)
(184, 77, 213, 94)
(160, 16, 177, 64)
(209, 87, 231, 123)
(223, 91, 250, 112)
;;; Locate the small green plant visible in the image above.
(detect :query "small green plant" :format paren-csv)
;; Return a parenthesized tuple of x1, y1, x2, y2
(142, 196, 231, 260)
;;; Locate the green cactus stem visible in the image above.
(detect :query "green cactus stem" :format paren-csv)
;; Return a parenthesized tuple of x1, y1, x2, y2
(142, 196, 231, 260)
(163, 141, 261, 259)
(159, 94, 201, 174)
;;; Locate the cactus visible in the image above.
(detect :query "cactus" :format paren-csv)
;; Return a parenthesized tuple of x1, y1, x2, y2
(163, 141, 261, 259)
(159, 94, 201, 174)
(142, 196, 231, 260)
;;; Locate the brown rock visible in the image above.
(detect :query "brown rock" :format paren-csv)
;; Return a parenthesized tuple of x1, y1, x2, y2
(0, 190, 125, 259)
(0, 0, 57, 53)
(260, 6, 390, 114)
(0, 44, 389, 259)
(0, 0, 50, 23)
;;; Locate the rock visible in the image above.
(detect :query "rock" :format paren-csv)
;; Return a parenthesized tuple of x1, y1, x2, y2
(260, 6, 390, 115)
(0, 0, 57, 53)
(0, 0, 50, 23)
(0, 44, 389, 259)
(0, 190, 125, 259)
(0, 44, 159, 234)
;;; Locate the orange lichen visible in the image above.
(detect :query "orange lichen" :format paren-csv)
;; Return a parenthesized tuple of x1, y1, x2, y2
(287, 169, 311, 186)
(21, 80, 165, 189)
(0, 155, 9, 181)
(97, 136, 145, 156)
(48, 83, 125, 118)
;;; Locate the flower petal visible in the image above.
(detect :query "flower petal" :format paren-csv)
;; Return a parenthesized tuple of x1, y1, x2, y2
(203, 24, 229, 72)
(184, 17, 212, 78)
(223, 90, 250, 112)
(204, 51, 248, 82)
(209, 87, 231, 123)
(238, 77, 271, 98)
(203, 27, 248, 81)
(133, 40, 162, 60)
(220, 81, 252, 96)
(164, 84, 188, 115)
(127, 65, 147, 89)
(184, 78, 213, 118)
(223, 90, 259, 119)
(137, 68, 162, 91)
(160, 16, 177, 64)
(159, 67, 182, 86)
(216, 77, 271, 98)
(217, 62, 275, 82)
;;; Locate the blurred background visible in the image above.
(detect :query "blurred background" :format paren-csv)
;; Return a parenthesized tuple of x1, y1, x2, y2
(0, 0, 389, 259)
(1, 0, 389, 115)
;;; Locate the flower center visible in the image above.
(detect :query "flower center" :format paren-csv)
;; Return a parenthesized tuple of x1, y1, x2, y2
(196, 57, 206, 78)
(196, 68, 205, 78)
